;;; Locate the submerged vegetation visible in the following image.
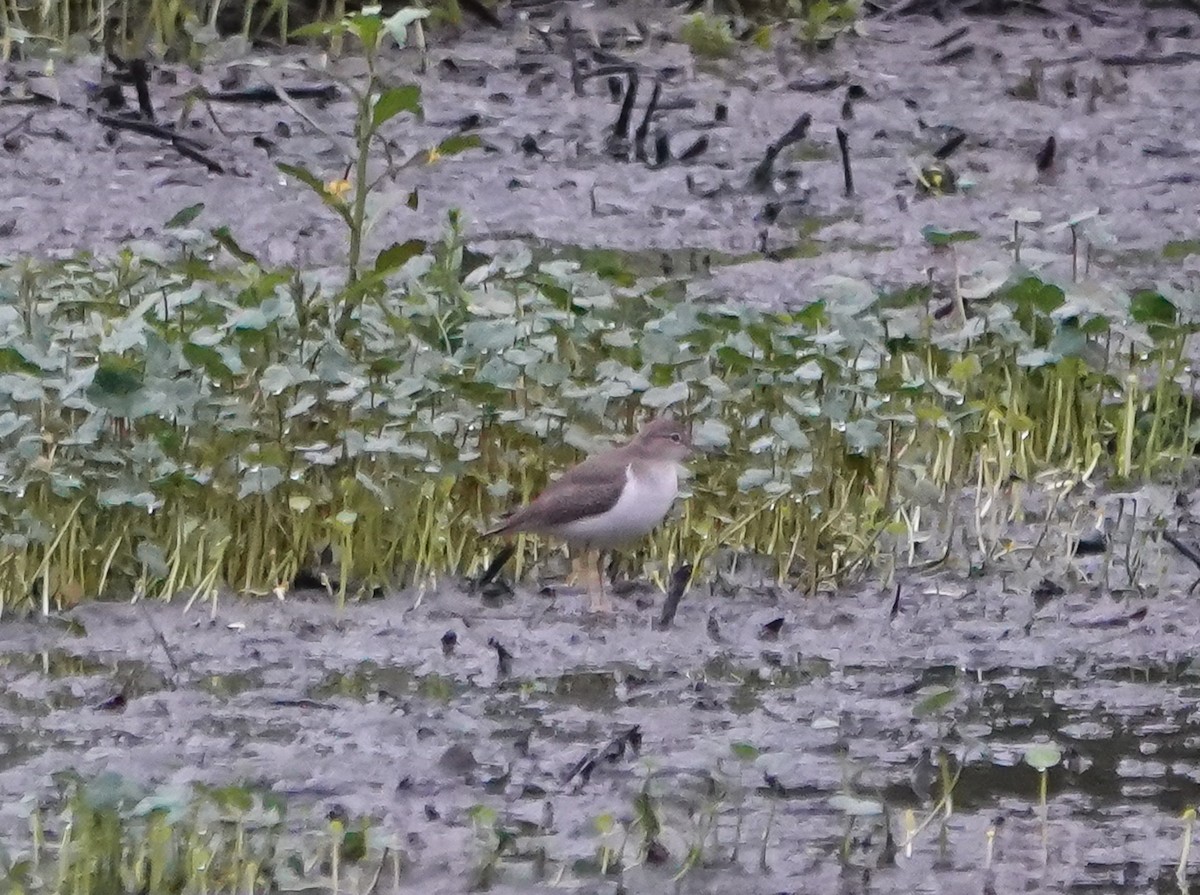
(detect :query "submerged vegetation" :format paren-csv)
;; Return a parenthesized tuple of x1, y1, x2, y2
(0, 198, 1198, 613)
(1, 773, 391, 894)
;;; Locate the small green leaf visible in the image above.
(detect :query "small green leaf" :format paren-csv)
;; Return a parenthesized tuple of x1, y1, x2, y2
(730, 742, 761, 762)
(948, 355, 981, 384)
(921, 226, 979, 246)
(211, 226, 257, 264)
(183, 343, 233, 381)
(372, 85, 422, 130)
(436, 133, 483, 157)
(913, 686, 956, 718)
(165, 203, 204, 228)
(289, 20, 340, 38)
(348, 13, 384, 49)
(375, 239, 427, 274)
(91, 356, 143, 396)
(1130, 290, 1176, 327)
(1164, 239, 1200, 261)
(1023, 742, 1062, 772)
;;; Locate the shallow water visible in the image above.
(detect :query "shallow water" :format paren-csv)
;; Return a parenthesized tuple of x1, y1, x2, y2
(2, 490, 1200, 894)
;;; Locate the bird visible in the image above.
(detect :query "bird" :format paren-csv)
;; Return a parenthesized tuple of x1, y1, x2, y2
(484, 416, 693, 612)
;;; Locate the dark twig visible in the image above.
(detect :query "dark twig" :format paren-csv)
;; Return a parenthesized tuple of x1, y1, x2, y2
(634, 78, 661, 162)
(172, 138, 225, 173)
(1035, 135, 1056, 172)
(1, 112, 34, 141)
(199, 84, 339, 103)
(656, 562, 692, 629)
(1162, 531, 1200, 593)
(1100, 51, 1200, 66)
(96, 114, 208, 152)
(478, 544, 515, 587)
(97, 114, 226, 172)
(562, 725, 642, 787)
(129, 58, 155, 121)
(138, 603, 180, 687)
(487, 636, 514, 676)
(836, 127, 854, 196)
(933, 131, 966, 159)
(564, 17, 584, 97)
(654, 133, 670, 166)
(750, 112, 811, 191)
(460, 0, 504, 28)
(613, 69, 639, 142)
(1163, 531, 1200, 571)
(676, 135, 708, 162)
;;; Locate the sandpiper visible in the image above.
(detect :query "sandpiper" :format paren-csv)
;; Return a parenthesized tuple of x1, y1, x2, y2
(484, 417, 693, 611)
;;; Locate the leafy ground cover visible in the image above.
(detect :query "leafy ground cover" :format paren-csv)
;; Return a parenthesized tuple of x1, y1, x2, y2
(1, 205, 1196, 613)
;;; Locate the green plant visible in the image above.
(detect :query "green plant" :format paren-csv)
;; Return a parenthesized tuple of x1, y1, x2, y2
(279, 8, 481, 346)
(1024, 742, 1061, 864)
(795, 0, 860, 47)
(680, 12, 736, 58)
(2, 207, 1199, 613)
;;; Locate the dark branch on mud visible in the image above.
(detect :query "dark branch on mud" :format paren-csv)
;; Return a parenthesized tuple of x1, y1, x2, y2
(1161, 531, 1200, 593)
(198, 84, 340, 104)
(137, 603, 180, 686)
(656, 562, 692, 629)
(96, 114, 225, 173)
(836, 127, 854, 197)
(562, 725, 642, 788)
(750, 112, 812, 192)
(634, 78, 661, 162)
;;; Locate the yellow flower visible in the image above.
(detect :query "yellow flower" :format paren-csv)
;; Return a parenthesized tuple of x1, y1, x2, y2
(324, 178, 352, 201)
(426, 146, 442, 165)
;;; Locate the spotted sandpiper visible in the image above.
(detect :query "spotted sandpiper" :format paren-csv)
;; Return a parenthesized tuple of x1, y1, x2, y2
(484, 417, 693, 612)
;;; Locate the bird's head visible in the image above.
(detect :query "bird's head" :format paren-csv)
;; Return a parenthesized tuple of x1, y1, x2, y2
(634, 416, 693, 463)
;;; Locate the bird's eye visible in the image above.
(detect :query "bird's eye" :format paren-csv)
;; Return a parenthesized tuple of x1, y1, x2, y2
(670, 433, 682, 443)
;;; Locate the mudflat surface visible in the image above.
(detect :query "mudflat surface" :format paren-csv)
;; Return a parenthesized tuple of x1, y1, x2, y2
(1, 2, 1199, 305)
(3, 480, 1200, 891)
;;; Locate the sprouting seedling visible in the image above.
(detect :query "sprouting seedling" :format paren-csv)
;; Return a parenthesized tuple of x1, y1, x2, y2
(1045, 208, 1099, 283)
(593, 813, 624, 876)
(727, 742, 761, 863)
(828, 793, 885, 863)
(1179, 807, 1196, 888)
(1007, 208, 1042, 265)
(921, 226, 979, 323)
(329, 815, 344, 895)
(1023, 742, 1061, 864)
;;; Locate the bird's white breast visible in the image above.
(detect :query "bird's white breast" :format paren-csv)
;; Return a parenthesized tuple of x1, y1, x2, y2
(557, 461, 681, 549)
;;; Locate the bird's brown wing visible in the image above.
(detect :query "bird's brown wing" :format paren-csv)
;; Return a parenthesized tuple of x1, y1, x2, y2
(486, 450, 630, 536)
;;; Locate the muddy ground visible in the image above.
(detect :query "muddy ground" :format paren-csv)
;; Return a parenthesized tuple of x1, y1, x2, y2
(4, 1, 1200, 891)
(3, 484, 1200, 891)
(1, 2, 1199, 306)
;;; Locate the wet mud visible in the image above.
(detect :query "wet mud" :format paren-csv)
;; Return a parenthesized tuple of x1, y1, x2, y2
(1, 3, 1199, 305)
(4, 2, 1200, 890)
(3, 482, 1200, 891)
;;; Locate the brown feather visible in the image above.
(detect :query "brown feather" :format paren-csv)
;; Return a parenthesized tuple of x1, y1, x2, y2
(486, 450, 631, 536)
(483, 416, 691, 539)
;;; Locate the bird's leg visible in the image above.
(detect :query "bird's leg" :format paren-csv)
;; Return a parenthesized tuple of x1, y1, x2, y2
(588, 549, 613, 614)
(567, 550, 581, 588)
